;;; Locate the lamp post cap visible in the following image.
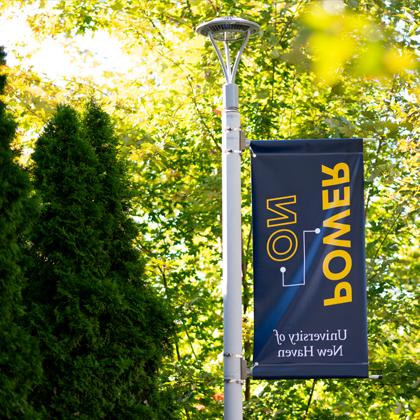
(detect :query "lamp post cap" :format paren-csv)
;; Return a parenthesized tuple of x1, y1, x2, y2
(196, 16, 260, 41)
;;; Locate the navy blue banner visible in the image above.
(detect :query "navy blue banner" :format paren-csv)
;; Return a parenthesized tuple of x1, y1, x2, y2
(251, 139, 368, 379)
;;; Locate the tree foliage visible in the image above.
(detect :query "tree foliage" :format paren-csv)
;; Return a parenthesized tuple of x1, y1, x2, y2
(0, 1, 418, 418)
(0, 46, 42, 419)
(27, 102, 175, 418)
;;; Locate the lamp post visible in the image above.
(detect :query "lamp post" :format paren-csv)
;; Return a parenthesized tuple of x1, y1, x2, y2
(196, 17, 260, 420)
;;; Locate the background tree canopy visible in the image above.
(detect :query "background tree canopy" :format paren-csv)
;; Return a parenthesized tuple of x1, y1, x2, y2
(0, 0, 418, 418)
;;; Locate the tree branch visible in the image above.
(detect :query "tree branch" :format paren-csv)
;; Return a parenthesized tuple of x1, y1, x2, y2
(303, 379, 317, 419)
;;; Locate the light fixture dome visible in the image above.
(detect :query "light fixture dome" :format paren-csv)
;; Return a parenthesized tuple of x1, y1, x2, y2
(196, 17, 260, 42)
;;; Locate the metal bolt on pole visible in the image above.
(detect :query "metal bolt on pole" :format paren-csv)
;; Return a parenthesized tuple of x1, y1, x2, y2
(196, 17, 260, 420)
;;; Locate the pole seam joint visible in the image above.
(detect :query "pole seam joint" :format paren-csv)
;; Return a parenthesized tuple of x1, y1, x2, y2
(224, 352, 243, 358)
(224, 378, 245, 385)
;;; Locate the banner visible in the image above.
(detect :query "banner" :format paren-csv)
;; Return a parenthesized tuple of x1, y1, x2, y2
(251, 139, 368, 379)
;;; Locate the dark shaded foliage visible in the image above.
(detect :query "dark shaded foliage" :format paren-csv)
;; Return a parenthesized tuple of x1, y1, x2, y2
(27, 102, 176, 418)
(0, 46, 42, 419)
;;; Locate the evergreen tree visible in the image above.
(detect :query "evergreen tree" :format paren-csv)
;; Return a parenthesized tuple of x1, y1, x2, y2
(29, 102, 174, 418)
(0, 46, 42, 418)
(83, 100, 141, 278)
(83, 100, 176, 417)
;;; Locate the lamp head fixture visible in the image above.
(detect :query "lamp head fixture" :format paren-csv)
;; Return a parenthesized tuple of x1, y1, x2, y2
(196, 17, 260, 85)
(196, 16, 260, 42)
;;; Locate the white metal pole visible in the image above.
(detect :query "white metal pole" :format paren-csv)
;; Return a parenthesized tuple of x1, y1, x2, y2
(196, 19, 259, 419)
(222, 82, 243, 420)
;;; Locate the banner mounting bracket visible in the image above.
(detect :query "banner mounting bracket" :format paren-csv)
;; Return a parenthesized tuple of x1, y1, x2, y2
(240, 131, 249, 151)
(223, 353, 251, 380)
